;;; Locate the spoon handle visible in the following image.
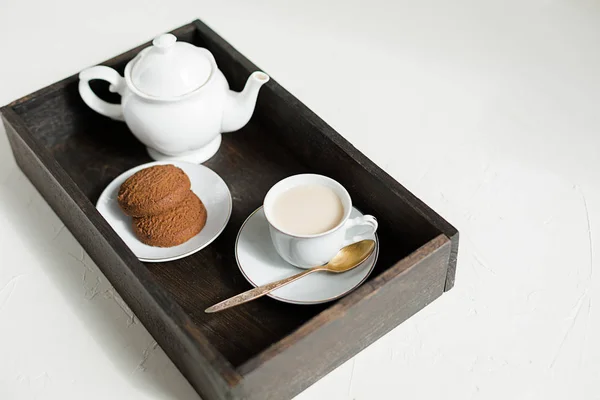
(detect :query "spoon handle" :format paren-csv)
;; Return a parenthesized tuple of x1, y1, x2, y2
(205, 267, 322, 313)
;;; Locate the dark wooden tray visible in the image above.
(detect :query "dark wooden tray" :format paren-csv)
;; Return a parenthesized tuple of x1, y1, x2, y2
(1, 20, 458, 400)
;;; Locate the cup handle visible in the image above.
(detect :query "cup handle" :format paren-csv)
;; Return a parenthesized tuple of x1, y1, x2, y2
(78, 66, 125, 121)
(342, 215, 378, 247)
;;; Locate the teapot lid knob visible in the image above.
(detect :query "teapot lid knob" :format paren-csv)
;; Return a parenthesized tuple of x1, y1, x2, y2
(152, 34, 177, 52)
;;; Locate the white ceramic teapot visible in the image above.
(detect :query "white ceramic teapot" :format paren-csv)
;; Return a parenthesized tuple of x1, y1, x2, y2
(78, 33, 269, 163)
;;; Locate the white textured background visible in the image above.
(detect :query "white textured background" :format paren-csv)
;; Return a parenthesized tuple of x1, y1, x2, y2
(1, 1, 599, 399)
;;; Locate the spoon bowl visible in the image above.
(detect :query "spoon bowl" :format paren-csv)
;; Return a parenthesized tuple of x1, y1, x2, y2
(325, 240, 376, 273)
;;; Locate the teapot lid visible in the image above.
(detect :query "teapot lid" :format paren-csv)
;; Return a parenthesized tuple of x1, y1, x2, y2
(129, 33, 212, 98)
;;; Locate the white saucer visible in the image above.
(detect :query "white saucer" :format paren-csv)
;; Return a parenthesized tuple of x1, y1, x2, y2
(236, 207, 379, 305)
(96, 161, 232, 262)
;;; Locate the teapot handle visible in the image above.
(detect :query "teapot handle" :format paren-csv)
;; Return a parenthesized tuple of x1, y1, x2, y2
(78, 66, 125, 121)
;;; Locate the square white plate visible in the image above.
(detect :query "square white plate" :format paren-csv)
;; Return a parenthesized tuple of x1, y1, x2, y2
(96, 161, 232, 262)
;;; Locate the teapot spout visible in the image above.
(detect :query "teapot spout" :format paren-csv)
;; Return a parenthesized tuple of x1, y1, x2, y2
(221, 71, 270, 133)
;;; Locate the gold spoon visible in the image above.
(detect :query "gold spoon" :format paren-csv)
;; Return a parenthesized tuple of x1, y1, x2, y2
(205, 239, 376, 313)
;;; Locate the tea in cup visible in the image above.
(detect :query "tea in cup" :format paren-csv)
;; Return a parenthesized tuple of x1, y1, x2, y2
(264, 174, 378, 268)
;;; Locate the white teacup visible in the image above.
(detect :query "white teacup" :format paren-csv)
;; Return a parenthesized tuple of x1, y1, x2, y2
(264, 174, 378, 269)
